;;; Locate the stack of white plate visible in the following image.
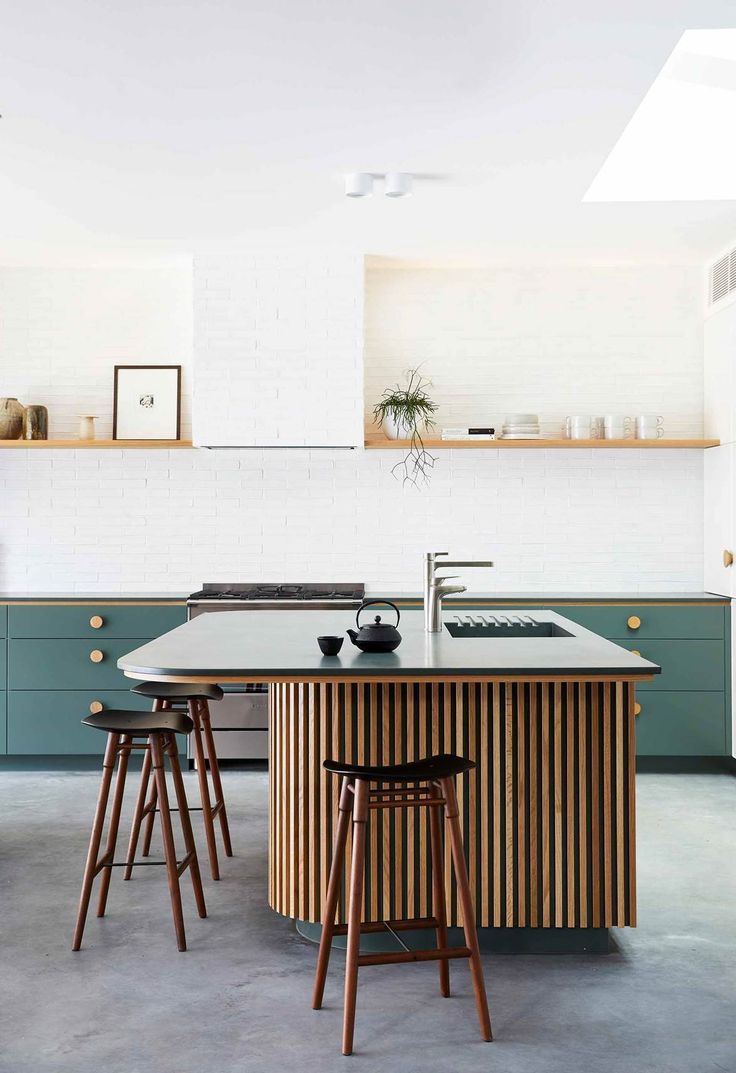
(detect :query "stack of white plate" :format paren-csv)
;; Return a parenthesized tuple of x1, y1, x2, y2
(501, 413, 541, 439)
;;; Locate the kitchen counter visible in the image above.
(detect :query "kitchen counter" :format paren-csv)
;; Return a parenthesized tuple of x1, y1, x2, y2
(0, 591, 726, 603)
(118, 608, 660, 681)
(118, 608, 655, 953)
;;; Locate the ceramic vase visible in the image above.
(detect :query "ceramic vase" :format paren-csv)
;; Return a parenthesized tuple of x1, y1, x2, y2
(382, 412, 415, 440)
(23, 404, 49, 440)
(0, 398, 25, 439)
(78, 415, 97, 441)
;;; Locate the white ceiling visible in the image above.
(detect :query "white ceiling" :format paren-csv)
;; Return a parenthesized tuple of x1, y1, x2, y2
(3, 0, 736, 263)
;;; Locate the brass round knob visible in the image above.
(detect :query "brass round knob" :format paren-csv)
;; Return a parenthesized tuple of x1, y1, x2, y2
(627, 616, 641, 630)
(89, 649, 104, 664)
(89, 615, 104, 629)
(634, 702, 642, 716)
(724, 550, 734, 568)
(631, 649, 641, 657)
(89, 700, 104, 714)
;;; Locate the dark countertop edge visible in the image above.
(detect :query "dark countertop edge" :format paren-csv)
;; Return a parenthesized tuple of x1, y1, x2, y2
(0, 591, 727, 604)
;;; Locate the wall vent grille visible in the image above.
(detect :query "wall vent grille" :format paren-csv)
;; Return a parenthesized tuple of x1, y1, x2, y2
(709, 246, 736, 305)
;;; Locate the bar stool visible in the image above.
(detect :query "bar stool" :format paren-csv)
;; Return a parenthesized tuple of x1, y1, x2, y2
(126, 682, 232, 881)
(72, 709, 206, 953)
(313, 753, 492, 1055)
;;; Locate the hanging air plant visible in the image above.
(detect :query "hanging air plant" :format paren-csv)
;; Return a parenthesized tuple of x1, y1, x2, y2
(373, 367, 439, 486)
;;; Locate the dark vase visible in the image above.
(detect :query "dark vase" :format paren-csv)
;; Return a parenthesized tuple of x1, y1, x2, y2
(23, 404, 49, 440)
(0, 397, 24, 439)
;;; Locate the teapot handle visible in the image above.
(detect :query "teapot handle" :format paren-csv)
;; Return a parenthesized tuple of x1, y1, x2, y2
(356, 599, 401, 629)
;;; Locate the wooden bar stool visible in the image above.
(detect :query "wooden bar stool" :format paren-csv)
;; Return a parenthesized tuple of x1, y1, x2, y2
(126, 682, 232, 881)
(313, 753, 492, 1055)
(72, 709, 206, 953)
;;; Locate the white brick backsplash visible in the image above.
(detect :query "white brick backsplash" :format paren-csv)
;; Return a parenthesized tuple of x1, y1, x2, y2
(0, 257, 705, 592)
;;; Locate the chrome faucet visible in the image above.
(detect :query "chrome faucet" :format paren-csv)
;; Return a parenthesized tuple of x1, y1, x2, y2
(423, 552, 495, 632)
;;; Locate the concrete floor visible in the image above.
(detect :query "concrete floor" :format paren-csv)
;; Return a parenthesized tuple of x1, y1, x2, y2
(1, 770, 735, 1073)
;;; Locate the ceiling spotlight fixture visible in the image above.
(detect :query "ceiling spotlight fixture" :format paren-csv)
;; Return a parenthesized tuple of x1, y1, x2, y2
(384, 172, 412, 198)
(344, 173, 374, 197)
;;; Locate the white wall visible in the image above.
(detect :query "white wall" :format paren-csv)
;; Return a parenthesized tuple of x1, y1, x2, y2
(0, 264, 193, 440)
(0, 258, 706, 593)
(365, 262, 704, 437)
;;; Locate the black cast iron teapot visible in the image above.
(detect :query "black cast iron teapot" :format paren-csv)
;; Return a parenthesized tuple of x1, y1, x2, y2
(346, 599, 402, 653)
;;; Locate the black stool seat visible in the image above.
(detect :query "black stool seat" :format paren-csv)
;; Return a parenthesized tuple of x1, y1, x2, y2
(323, 752, 474, 782)
(82, 709, 194, 736)
(131, 682, 224, 702)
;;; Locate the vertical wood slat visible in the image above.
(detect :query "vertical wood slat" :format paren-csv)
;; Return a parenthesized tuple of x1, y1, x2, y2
(268, 678, 636, 931)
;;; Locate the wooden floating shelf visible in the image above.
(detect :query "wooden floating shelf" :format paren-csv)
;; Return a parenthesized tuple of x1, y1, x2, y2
(365, 436, 719, 450)
(0, 439, 193, 449)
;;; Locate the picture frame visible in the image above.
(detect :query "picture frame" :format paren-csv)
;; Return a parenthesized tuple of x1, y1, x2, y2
(112, 365, 182, 441)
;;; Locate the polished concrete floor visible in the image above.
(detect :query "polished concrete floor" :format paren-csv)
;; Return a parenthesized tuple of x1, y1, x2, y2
(1, 769, 734, 1073)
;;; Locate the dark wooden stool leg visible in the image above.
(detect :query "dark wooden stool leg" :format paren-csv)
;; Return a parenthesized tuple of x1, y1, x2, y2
(123, 745, 152, 880)
(72, 731, 120, 950)
(441, 776, 492, 1042)
(141, 697, 166, 857)
(200, 699, 233, 857)
(428, 782, 451, 998)
(166, 734, 207, 919)
(150, 732, 187, 951)
(189, 698, 220, 880)
(96, 734, 131, 917)
(313, 777, 353, 1010)
(342, 778, 368, 1056)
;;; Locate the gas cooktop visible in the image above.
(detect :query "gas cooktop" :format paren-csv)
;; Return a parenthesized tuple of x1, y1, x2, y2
(188, 583, 365, 603)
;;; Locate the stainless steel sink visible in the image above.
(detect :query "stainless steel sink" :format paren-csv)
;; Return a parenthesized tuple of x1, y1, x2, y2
(444, 614, 573, 638)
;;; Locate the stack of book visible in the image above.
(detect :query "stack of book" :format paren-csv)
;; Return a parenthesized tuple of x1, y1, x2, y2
(440, 427, 496, 441)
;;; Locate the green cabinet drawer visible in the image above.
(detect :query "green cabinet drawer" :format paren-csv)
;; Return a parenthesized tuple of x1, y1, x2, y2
(0, 606, 6, 637)
(0, 693, 6, 754)
(635, 692, 726, 755)
(0, 641, 6, 689)
(8, 604, 186, 639)
(8, 638, 153, 690)
(547, 605, 725, 640)
(611, 639, 724, 692)
(7, 691, 187, 755)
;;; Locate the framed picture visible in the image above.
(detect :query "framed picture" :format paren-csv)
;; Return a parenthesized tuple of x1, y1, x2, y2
(112, 365, 182, 441)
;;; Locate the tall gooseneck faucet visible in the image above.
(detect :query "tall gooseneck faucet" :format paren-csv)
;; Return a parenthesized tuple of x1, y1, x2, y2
(423, 551, 494, 632)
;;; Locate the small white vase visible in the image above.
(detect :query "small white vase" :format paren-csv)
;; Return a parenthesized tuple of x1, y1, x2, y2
(78, 415, 97, 441)
(382, 413, 414, 440)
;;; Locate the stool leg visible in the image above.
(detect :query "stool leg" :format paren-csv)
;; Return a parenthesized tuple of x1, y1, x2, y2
(428, 784, 451, 998)
(313, 777, 353, 1010)
(189, 699, 220, 881)
(200, 699, 233, 857)
(96, 734, 131, 917)
(166, 734, 207, 920)
(72, 732, 119, 951)
(440, 776, 492, 1042)
(122, 745, 152, 880)
(342, 778, 368, 1057)
(150, 732, 187, 951)
(141, 697, 166, 857)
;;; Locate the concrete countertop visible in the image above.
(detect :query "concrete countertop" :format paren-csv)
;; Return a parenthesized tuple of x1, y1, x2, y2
(118, 607, 661, 682)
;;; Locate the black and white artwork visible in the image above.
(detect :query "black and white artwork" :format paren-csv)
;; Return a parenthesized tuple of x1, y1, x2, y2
(113, 365, 182, 440)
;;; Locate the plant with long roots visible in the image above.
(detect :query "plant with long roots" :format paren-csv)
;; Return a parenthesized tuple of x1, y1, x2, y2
(373, 367, 439, 486)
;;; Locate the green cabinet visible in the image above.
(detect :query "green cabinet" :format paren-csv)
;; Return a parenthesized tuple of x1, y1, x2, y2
(8, 604, 184, 639)
(2, 601, 187, 758)
(556, 604, 725, 640)
(8, 690, 157, 754)
(635, 692, 726, 756)
(612, 639, 724, 693)
(9, 638, 157, 691)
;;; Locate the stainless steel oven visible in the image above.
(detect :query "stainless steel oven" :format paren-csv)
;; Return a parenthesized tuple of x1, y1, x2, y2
(186, 584, 364, 760)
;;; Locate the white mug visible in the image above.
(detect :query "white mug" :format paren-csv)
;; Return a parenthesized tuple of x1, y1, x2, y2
(603, 415, 633, 440)
(635, 414, 664, 440)
(565, 415, 595, 439)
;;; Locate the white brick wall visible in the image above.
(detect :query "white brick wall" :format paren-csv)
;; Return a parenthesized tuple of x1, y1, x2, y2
(0, 446, 703, 593)
(365, 263, 704, 438)
(0, 258, 706, 593)
(0, 264, 193, 439)
(193, 254, 364, 447)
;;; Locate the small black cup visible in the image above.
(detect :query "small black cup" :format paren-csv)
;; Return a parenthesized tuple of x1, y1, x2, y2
(317, 635, 344, 656)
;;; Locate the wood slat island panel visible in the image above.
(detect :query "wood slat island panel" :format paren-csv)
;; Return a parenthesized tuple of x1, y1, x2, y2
(269, 678, 636, 929)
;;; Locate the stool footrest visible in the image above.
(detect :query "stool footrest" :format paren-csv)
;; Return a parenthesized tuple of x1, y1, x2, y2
(357, 946, 472, 967)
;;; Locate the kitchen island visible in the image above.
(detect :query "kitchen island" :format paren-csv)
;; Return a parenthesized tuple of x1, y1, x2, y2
(119, 608, 659, 951)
